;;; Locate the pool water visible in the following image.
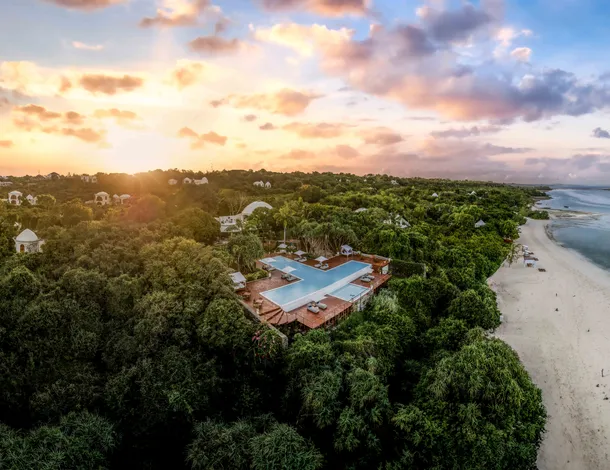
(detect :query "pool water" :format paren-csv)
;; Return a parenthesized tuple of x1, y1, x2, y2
(261, 256, 371, 311)
(331, 283, 369, 301)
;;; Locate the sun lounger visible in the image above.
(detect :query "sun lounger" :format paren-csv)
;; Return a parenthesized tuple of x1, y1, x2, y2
(317, 302, 327, 310)
(314, 263, 322, 268)
(360, 276, 371, 282)
(307, 305, 320, 314)
(320, 264, 329, 270)
(286, 275, 297, 282)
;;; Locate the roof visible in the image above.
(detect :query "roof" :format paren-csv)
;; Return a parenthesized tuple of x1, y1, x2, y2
(95, 191, 109, 196)
(242, 201, 272, 216)
(229, 272, 247, 284)
(341, 245, 353, 250)
(16, 229, 39, 242)
(8, 190, 22, 196)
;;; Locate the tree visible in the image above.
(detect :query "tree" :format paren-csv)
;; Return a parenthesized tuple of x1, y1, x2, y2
(36, 194, 56, 208)
(61, 201, 93, 227)
(0, 411, 116, 470)
(172, 207, 220, 244)
(128, 194, 166, 223)
(250, 423, 324, 470)
(227, 233, 264, 273)
(188, 420, 256, 470)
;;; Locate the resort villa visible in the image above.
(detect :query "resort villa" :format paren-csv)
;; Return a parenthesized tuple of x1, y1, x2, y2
(8, 191, 22, 205)
(14, 229, 44, 253)
(217, 201, 272, 233)
(235, 247, 392, 330)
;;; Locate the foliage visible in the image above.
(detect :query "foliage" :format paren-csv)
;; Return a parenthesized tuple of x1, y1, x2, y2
(245, 269, 269, 282)
(527, 210, 550, 220)
(0, 170, 546, 470)
(389, 259, 426, 278)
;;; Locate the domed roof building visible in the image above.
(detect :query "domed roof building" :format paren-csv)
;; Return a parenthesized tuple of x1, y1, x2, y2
(14, 229, 44, 253)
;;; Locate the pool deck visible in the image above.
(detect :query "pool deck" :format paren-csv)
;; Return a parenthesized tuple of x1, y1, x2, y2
(240, 253, 391, 329)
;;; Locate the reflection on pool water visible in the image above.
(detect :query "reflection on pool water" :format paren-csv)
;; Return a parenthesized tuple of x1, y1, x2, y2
(261, 256, 371, 311)
(331, 283, 369, 301)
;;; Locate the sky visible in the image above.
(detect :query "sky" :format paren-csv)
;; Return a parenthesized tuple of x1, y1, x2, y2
(2, 0, 610, 183)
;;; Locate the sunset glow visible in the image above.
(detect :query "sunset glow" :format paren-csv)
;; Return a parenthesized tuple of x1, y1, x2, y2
(2, 0, 610, 182)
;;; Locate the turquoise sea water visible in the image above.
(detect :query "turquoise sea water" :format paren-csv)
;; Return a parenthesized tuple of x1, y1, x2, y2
(536, 189, 610, 270)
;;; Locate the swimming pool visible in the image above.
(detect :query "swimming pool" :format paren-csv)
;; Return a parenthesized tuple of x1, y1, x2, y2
(331, 283, 369, 301)
(261, 256, 372, 311)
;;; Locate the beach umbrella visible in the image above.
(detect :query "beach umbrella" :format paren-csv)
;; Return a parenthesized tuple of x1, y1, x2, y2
(280, 266, 296, 274)
(315, 256, 328, 263)
(295, 250, 306, 256)
(278, 243, 287, 249)
(260, 257, 276, 265)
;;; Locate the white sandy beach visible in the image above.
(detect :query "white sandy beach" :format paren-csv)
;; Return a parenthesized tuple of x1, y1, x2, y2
(490, 218, 610, 469)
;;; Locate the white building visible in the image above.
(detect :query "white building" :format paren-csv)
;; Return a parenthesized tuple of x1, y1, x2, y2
(253, 181, 264, 187)
(94, 191, 110, 206)
(26, 194, 37, 205)
(384, 214, 411, 229)
(119, 194, 131, 204)
(470, 191, 477, 196)
(91, 175, 97, 183)
(194, 177, 209, 185)
(475, 219, 486, 228)
(0, 181, 13, 187)
(217, 201, 273, 233)
(354, 208, 368, 213)
(265, 181, 272, 189)
(391, 180, 398, 185)
(183, 177, 193, 184)
(168, 179, 178, 186)
(81, 175, 90, 182)
(8, 191, 22, 205)
(14, 229, 44, 253)
(431, 192, 439, 198)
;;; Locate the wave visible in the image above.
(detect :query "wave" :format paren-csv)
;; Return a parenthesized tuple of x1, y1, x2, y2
(551, 189, 610, 209)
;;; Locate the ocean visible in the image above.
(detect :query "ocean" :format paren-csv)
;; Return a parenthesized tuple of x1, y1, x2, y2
(536, 189, 610, 270)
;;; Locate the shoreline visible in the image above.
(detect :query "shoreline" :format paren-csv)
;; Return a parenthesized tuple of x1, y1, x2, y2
(490, 219, 610, 469)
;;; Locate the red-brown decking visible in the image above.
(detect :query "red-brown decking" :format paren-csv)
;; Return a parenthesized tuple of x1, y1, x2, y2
(239, 253, 391, 330)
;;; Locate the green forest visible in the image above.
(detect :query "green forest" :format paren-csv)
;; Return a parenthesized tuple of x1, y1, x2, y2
(0, 170, 547, 469)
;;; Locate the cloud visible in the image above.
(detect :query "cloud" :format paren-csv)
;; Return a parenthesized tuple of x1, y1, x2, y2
(0, 140, 13, 148)
(94, 108, 140, 125)
(259, 122, 276, 130)
(335, 144, 359, 158)
(593, 127, 610, 139)
(72, 41, 104, 51)
(260, 0, 369, 17)
(60, 127, 105, 143)
(430, 125, 503, 138)
(417, 4, 492, 42)
(14, 104, 61, 121)
(280, 148, 316, 159)
(511, 47, 532, 62)
(59, 76, 73, 94)
(64, 111, 86, 125)
(178, 126, 227, 148)
(316, 11, 610, 122)
(214, 89, 322, 116)
(41, 0, 125, 10)
(79, 74, 144, 95)
(362, 127, 404, 146)
(140, 0, 210, 28)
(169, 61, 205, 89)
(189, 36, 244, 55)
(244, 114, 257, 122)
(282, 121, 349, 138)
(254, 23, 353, 57)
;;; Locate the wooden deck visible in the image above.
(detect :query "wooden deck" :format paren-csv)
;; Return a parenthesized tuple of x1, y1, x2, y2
(240, 253, 391, 330)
